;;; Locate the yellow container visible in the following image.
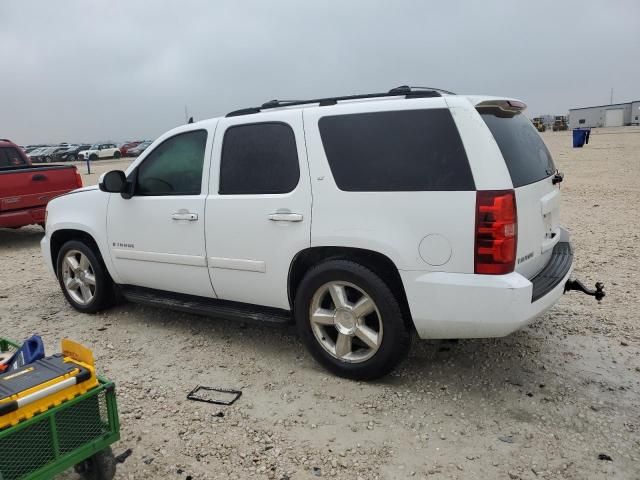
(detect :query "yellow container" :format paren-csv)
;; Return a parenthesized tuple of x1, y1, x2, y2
(0, 339, 99, 429)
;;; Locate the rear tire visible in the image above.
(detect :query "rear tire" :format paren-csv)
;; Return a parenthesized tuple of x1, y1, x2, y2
(295, 259, 411, 380)
(113, 151, 121, 159)
(56, 240, 115, 313)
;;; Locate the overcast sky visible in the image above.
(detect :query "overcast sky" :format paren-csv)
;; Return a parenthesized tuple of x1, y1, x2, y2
(1, 1, 638, 145)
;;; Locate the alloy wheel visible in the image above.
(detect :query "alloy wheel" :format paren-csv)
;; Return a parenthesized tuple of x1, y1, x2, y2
(309, 281, 383, 363)
(61, 250, 96, 305)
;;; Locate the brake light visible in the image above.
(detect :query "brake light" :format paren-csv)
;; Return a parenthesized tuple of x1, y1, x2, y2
(74, 167, 83, 188)
(475, 190, 517, 275)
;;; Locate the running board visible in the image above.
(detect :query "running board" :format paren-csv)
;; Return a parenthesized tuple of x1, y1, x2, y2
(119, 286, 292, 325)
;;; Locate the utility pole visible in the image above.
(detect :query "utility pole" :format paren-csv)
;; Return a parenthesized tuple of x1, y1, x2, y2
(184, 105, 189, 124)
(610, 88, 613, 105)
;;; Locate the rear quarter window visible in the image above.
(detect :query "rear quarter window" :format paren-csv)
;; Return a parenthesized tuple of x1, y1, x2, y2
(318, 109, 475, 191)
(479, 109, 556, 187)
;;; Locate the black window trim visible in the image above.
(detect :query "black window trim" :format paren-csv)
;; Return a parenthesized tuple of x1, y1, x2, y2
(218, 120, 300, 195)
(131, 128, 208, 197)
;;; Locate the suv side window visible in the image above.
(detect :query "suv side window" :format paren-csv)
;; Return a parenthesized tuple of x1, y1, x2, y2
(219, 122, 299, 195)
(319, 109, 475, 191)
(136, 130, 208, 196)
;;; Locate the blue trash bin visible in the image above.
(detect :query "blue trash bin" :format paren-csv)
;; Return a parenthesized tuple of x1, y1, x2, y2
(572, 128, 591, 148)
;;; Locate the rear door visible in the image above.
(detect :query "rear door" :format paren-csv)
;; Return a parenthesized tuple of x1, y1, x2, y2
(477, 107, 560, 278)
(205, 110, 312, 309)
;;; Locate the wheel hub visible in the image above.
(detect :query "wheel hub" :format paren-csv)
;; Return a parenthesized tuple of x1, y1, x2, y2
(334, 308, 357, 335)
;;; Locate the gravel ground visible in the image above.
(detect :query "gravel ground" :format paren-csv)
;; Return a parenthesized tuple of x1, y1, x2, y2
(1, 128, 639, 480)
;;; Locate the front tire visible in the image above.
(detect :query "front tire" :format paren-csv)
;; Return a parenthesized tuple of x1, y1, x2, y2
(89, 154, 98, 161)
(56, 240, 115, 313)
(295, 260, 411, 380)
(113, 151, 121, 159)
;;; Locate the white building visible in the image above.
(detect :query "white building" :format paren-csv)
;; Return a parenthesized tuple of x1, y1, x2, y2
(569, 101, 640, 129)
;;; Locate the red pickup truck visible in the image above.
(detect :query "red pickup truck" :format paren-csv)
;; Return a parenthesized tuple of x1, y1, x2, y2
(0, 139, 83, 229)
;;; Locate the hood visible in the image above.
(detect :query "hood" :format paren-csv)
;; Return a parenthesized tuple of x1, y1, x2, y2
(72, 185, 99, 194)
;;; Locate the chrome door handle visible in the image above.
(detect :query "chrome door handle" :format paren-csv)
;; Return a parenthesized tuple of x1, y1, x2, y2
(268, 212, 303, 222)
(172, 212, 198, 221)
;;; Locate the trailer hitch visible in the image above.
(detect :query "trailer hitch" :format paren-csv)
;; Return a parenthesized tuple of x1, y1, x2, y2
(564, 279, 605, 301)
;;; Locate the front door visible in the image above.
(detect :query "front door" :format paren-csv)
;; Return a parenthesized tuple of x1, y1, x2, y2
(205, 110, 312, 309)
(107, 128, 216, 298)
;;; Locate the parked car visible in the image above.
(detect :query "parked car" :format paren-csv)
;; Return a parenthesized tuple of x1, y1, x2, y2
(78, 143, 121, 161)
(119, 141, 142, 157)
(24, 145, 47, 154)
(27, 146, 53, 163)
(41, 87, 602, 380)
(57, 144, 92, 162)
(126, 141, 151, 157)
(1, 138, 83, 229)
(42, 145, 71, 163)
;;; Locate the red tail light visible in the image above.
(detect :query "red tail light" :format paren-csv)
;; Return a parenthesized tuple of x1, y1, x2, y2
(74, 167, 83, 188)
(475, 190, 517, 275)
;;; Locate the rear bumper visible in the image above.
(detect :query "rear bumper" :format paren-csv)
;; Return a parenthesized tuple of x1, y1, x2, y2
(402, 237, 573, 339)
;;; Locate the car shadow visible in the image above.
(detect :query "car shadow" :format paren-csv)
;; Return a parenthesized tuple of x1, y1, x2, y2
(102, 299, 544, 394)
(0, 226, 45, 250)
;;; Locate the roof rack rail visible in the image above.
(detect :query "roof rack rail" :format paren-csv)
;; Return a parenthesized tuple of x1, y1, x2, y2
(389, 85, 457, 96)
(225, 85, 455, 117)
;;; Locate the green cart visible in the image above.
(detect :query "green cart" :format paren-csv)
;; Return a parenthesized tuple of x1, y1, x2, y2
(0, 339, 120, 480)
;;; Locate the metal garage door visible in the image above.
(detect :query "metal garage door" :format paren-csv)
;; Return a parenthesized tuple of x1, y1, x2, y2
(605, 109, 624, 127)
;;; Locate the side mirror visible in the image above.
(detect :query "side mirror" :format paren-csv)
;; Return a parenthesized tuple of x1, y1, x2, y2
(99, 170, 126, 193)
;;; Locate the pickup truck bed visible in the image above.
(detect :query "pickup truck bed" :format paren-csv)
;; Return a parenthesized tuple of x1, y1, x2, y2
(0, 164, 82, 229)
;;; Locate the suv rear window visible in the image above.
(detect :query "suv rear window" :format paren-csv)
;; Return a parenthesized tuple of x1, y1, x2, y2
(318, 109, 474, 191)
(479, 109, 556, 188)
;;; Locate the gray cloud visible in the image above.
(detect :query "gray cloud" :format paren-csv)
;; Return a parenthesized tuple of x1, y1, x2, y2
(1, 0, 638, 144)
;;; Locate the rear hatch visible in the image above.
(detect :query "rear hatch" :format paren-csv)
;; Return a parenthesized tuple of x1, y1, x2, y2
(477, 104, 561, 279)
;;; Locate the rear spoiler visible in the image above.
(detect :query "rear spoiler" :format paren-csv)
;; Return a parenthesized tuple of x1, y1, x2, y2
(475, 99, 527, 113)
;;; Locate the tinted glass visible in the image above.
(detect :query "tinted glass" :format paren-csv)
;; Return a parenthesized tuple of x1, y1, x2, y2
(479, 109, 556, 187)
(219, 122, 299, 194)
(0, 148, 26, 166)
(136, 130, 207, 195)
(318, 109, 474, 191)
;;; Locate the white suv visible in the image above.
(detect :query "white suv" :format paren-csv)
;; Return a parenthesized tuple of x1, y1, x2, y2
(42, 87, 599, 379)
(78, 143, 121, 161)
